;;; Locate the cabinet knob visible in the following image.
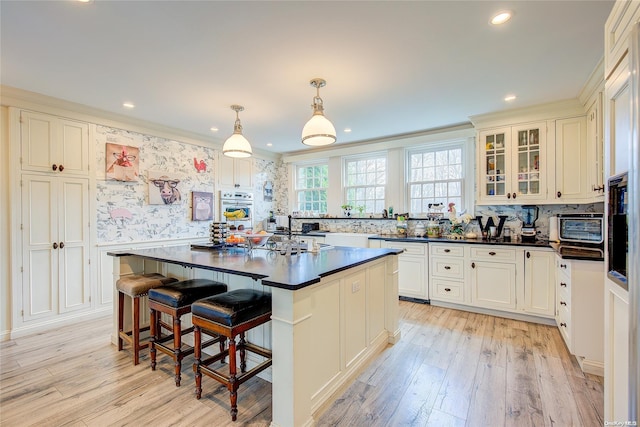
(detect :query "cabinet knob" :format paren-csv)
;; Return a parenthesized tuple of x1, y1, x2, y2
(489, 251, 496, 256)
(444, 249, 451, 253)
(471, 262, 475, 269)
(59, 164, 64, 172)
(526, 251, 530, 258)
(560, 322, 567, 328)
(560, 301, 567, 306)
(560, 282, 567, 287)
(557, 191, 562, 198)
(52, 242, 58, 249)
(444, 266, 451, 270)
(507, 193, 511, 199)
(52, 164, 58, 171)
(512, 192, 517, 199)
(59, 242, 65, 249)
(444, 288, 451, 292)
(560, 264, 567, 269)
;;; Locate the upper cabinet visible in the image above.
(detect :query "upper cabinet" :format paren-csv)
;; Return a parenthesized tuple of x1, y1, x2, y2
(20, 110, 90, 176)
(586, 93, 605, 199)
(478, 122, 547, 204)
(218, 155, 253, 189)
(604, 1, 640, 79)
(472, 100, 601, 205)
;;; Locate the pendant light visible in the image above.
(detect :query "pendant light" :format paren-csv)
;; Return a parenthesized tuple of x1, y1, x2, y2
(223, 105, 252, 158)
(301, 78, 337, 146)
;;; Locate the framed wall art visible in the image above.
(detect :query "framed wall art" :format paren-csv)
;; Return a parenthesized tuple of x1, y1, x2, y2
(148, 170, 182, 205)
(106, 143, 139, 181)
(192, 191, 214, 221)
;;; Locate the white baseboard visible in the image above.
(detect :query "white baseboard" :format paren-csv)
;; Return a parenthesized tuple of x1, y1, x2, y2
(579, 357, 605, 377)
(9, 307, 112, 340)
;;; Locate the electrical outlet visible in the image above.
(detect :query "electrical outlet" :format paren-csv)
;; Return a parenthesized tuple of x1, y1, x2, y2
(352, 282, 360, 293)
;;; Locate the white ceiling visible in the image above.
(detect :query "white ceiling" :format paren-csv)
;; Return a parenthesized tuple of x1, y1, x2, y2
(1, 0, 614, 154)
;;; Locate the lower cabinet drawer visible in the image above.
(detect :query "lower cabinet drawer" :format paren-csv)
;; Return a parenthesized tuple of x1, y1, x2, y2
(557, 305, 572, 349)
(430, 244, 464, 257)
(431, 278, 464, 302)
(431, 257, 465, 279)
(470, 246, 516, 262)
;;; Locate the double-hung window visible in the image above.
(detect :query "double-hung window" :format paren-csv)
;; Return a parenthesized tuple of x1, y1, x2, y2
(295, 163, 328, 214)
(344, 154, 387, 214)
(408, 144, 464, 214)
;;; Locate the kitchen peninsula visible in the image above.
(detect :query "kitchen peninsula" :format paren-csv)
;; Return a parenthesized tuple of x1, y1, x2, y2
(108, 245, 401, 427)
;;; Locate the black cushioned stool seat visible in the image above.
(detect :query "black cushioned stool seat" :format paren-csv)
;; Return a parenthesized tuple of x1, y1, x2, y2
(191, 289, 272, 421)
(148, 279, 227, 386)
(116, 273, 178, 365)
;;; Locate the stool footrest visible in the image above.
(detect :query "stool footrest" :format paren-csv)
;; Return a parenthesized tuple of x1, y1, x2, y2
(199, 358, 272, 388)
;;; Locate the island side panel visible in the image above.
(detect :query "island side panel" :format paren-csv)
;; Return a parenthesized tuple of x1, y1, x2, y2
(269, 256, 399, 427)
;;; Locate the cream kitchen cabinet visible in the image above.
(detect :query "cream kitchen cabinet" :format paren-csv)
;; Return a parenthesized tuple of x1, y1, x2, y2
(20, 110, 90, 177)
(522, 249, 555, 317)
(20, 174, 91, 322)
(477, 122, 548, 205)
(429, 243, 465, 303)
(469, 246, 517, 311)
(554, 116, 591, 202)
(604, 0, 640, 79)
(555, 256, 604, 375)
(604, 280, 629, 420)
(380, 241, 428, 300)
(586, 93, 605, 200)
(218, 155, 253, 189)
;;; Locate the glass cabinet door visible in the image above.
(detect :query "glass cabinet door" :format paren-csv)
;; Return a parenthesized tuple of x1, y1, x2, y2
(514, 125, 542, 197)
(482, 130, 508, 198)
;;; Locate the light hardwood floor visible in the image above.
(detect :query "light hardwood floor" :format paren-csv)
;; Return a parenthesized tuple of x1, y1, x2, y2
(0, 301, 603, 426)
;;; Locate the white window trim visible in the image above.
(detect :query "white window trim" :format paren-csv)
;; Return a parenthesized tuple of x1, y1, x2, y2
(342, 151, 388, 213)
(291, 160, 329, 214)
(405, 137, 475, 216)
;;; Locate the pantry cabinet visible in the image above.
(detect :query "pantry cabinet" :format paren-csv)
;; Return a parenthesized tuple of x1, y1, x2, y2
(218, 155, 253, 189)
(21, 174, 91, 321)
(20, 110, 90, 176)
(477, 122, 548, 204)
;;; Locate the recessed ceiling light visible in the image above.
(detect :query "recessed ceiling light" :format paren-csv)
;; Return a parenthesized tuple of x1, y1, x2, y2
(122, 102, 135, 109)
(504, 95, 517, 102)
(267, 143, 273, 147)
(344, 128, 352, 133)
(491, 11, 512, 25)
(77, 0, 93, 3)
(210, 127, 219, 132)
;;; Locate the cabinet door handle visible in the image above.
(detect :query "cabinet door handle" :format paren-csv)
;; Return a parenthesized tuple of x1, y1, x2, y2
(507, 193, 511, 199)
(560, 282, 567, 287)
(52, 164, 58, 171)
(52, 242, 58, 249)
(444, 266, 451, 270)
(59, 164, 64, 172)
(560, 264, 567, 269)
(444, 288, 451, 292)
(557, 191, 562, 198)
(560, 301, 567, 306)
(560, 322, 567, 327)
(526, 251, 530, 258)
(512, 192, 517, 199)
(471, 262, 475, 269)
(59, 242, 65, 249)
(489, 251, 496, 256)
(444, 249, 451, 253)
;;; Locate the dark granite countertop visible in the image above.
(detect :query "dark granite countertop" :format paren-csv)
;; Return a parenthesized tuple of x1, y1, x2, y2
(108, 245, 401, 290)
(368, 235, 552, 248)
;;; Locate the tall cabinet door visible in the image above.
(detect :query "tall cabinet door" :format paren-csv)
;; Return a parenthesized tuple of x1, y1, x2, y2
(470, 261, 516, 310)
(478, 127, 511, 203)
(58, 177, 91, 313)
(21, 175, 58, 321)
(20, 111, 89, 175)
(21, 174, 90, 321)
(555, 116, 589, 202)
(510, 122, 547, 202)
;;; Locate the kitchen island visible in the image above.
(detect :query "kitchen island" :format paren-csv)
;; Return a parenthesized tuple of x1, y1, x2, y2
(109, 245, 401, 427)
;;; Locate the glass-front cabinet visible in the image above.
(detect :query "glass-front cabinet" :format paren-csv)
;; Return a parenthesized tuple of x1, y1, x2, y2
(478, 122, 547, 204)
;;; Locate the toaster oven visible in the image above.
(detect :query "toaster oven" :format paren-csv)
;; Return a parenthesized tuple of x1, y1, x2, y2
(557, 213, 604, 244)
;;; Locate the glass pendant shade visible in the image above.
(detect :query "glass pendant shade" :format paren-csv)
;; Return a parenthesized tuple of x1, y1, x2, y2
(223, 105, 252, 158)
(302, 112, 337, 146)
(302, 78, 336, 146)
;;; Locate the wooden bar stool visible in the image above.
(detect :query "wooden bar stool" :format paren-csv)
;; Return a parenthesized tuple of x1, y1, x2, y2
(116, 273, 178, 365)
(148, 278, 228, 386)
(191, 289, 272, 421)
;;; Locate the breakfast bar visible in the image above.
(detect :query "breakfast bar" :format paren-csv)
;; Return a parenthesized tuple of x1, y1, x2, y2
(109, 245, 401, 427)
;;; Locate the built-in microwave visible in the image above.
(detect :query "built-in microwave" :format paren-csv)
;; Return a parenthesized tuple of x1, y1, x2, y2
(607, 172, 628, 290)
(557, 213, 604, 244)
